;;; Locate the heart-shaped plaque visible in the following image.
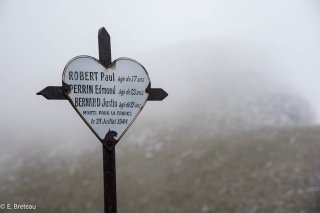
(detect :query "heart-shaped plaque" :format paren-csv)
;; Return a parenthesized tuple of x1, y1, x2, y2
(62, 56, 150, 141)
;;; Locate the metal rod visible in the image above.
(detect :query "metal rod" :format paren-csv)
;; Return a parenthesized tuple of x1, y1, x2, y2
(98, 27, 117, 213)
(102, 134, 117, 213)
(99, 27, 112, 68)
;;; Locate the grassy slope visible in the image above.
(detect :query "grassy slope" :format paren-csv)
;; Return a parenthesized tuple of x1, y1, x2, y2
(117, 126, 320, 213)
(1, 126, 320, 212)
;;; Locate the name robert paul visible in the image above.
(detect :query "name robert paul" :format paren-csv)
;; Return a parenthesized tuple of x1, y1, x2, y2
(68, 71, 115, 82)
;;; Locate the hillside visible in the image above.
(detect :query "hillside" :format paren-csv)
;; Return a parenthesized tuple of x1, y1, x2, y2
(1, 126, 320, 212)
(117, 126, 320, 213)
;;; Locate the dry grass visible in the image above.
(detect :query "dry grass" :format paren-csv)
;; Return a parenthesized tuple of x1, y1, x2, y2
(1, 126, 320, 212)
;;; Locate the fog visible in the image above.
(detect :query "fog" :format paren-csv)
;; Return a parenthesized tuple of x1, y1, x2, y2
(1, 0, 320, 212)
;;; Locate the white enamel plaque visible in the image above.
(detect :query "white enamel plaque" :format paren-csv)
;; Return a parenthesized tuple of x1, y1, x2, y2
(62, 56, 150, 141)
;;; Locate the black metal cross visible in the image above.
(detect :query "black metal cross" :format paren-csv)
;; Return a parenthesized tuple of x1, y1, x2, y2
(37, 27, 167, 213)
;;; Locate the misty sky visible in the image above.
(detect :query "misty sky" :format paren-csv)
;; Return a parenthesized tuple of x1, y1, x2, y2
(1, 0, 320, 146)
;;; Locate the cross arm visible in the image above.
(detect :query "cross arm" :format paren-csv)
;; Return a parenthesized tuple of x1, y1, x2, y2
(37, 86, 167, 101)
